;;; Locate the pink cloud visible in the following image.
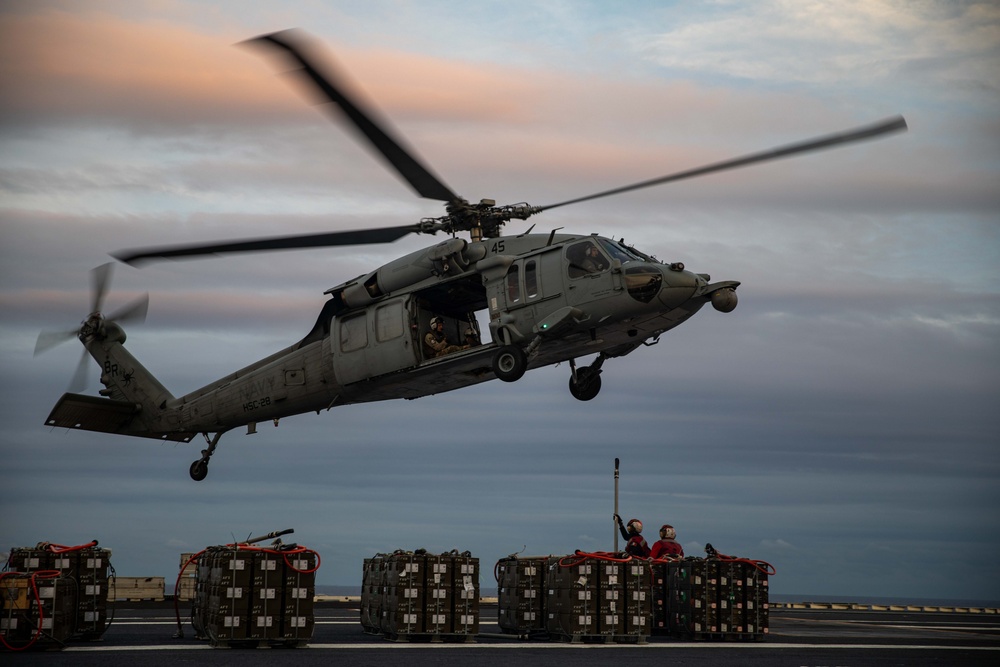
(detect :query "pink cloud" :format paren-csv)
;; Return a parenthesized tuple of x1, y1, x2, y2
(1, 9, 833, 136)
(0, 9, 297, 126)
(0, 8, 916, 211)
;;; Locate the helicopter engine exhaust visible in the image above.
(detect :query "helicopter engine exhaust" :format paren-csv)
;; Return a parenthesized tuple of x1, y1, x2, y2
(711, 288, 738, 313)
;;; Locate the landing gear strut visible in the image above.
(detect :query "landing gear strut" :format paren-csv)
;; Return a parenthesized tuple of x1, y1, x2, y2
(569, 356, 605, 401)
(190, 432, 224, 481)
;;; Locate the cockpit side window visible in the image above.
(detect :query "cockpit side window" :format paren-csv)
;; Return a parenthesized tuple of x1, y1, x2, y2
(567, 240, 610, 279)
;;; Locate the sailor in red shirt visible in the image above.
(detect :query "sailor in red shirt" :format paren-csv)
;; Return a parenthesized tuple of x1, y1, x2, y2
(649, 524, 684, 559)
(614, 514, 650, 557)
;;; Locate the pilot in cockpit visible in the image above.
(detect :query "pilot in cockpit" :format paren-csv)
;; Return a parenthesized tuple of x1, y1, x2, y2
(580, 244, 607, 273)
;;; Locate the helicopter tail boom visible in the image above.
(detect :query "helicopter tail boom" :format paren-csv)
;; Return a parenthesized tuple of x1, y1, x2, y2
(43, 324, 196, 443)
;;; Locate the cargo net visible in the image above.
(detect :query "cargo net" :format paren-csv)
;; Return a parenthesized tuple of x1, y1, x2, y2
(178, 541, 321, 649)
(651, 544, 775, 641)
(1, 541, 115, 651)
(361, 549, 479, 642)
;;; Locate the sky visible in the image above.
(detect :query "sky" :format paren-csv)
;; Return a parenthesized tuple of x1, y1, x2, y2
(1, 1, 998, 602)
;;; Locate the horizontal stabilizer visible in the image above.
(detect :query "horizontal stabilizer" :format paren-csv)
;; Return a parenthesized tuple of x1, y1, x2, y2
(44, 393, 196, 443)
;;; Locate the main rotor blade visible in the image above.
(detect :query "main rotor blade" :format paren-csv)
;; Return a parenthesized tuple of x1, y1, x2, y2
(113, 225, 421, 265)
(247, 30, 460, 204)
(538, 115, 908, 212)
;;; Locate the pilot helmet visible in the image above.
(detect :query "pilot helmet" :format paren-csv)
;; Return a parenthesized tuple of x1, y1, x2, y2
(659, 524, 676, 540)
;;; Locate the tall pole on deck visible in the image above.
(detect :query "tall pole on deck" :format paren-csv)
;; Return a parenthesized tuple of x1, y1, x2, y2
(614, 458, 620, 553)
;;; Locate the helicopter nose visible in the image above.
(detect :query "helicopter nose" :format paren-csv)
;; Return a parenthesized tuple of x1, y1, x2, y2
(657, 264, 698, 309)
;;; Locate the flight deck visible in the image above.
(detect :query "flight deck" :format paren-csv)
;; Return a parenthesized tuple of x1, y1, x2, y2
(9, 599, 999, 667)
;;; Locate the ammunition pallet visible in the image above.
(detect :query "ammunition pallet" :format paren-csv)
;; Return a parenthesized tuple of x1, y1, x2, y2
(362, 550, 480, 642)
(190, 544, 318, 649)
(4, 544, 113, 646)
(651, 556, 770, 641)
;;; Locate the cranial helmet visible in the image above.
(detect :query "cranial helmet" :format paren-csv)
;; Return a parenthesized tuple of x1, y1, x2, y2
(627, 519, 643, 535)
(659, 524, 676, 540)
(430, 316, 444, 327)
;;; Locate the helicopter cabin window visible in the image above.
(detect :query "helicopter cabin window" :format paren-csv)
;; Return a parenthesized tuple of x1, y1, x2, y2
(375, 303, 404, 342)
(567, 240, 610, 279)
(525, 260, 538, 299)
(339, 313, 368, 353)
(506, 265, 521, 304)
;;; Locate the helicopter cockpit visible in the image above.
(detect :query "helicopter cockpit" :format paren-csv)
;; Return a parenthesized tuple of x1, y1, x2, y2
(567, 240, 610, 278)
(563, 236, 665, 304)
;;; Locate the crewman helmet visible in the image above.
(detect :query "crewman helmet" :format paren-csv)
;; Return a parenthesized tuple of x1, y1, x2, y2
(627, 519, 643, 535)
(659, 525, 676, 540)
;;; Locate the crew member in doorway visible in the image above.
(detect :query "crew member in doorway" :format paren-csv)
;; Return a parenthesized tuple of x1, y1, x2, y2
(649, 524, 684, 559)
(425, 316, 463, 358)
(614, 514, 650, 558)
(463, 327, 481, 348)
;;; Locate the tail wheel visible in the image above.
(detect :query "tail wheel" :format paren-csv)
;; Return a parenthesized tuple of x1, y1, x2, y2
(492, 345, 527, 382)
(569, 367, 602, 401)
(189, 460, 208, 482)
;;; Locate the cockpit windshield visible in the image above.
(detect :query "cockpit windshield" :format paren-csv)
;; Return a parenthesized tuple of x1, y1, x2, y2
(597, 238, 646, 264)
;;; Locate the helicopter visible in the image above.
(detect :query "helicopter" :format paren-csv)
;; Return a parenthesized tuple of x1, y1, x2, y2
(35, 30, 907, 481)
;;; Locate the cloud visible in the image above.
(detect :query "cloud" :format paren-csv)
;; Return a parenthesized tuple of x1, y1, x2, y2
(1, 6, 941, 201)
(636, 0, 1000, 92)
(0, 10, 547, 133)
(759, 538, 797, 551)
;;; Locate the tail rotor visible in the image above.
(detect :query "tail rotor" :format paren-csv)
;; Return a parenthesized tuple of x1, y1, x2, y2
(34, 263, 149, 392)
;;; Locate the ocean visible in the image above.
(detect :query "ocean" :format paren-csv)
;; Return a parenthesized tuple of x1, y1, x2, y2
(315, 585, 999, 608)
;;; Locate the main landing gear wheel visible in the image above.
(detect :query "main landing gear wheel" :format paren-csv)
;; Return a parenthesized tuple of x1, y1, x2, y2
(190, 433, 224, 481)
(569, 367, 602, 401)
(492, 345, 527, 382)
(189, 459, 208, 482)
